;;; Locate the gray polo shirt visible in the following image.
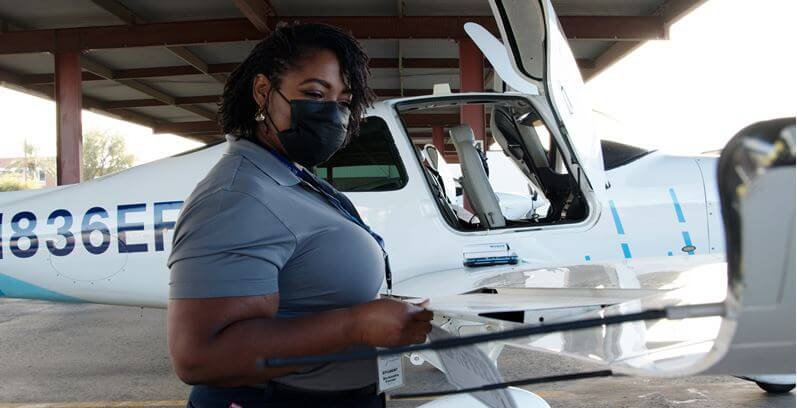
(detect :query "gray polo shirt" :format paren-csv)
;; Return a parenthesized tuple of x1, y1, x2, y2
(167, 134, 384, 391)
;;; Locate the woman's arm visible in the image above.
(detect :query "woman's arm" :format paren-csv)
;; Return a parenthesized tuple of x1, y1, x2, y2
(167, 294, 432, 387)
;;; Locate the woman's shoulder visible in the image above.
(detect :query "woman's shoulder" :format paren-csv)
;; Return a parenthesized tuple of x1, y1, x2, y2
(226, 155, 283, 196)
(189, 153, 280, 203)
(171, 179, 294, 252)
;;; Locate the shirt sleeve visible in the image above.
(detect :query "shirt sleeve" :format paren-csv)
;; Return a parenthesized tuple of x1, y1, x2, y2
(167, 188, 297, 299)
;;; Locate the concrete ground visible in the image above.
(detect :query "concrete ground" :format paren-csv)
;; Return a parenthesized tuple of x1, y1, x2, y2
(0, 298, 793, 408)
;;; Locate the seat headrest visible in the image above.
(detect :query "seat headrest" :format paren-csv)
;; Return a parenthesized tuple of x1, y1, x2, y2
(449, 124, 476, 144)
(491, 106, 524, 161)
(421, 144, 440, 170)
(492, 106, 521, 145)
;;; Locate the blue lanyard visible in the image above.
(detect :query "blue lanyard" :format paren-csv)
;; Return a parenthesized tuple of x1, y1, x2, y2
(266, 148, 393, 294)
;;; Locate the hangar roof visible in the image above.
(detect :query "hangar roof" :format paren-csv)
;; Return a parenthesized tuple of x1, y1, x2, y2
(0, 0, 703, 143)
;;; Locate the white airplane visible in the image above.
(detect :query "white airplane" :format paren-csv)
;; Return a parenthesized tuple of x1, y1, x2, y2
(0, 0, 793, 405)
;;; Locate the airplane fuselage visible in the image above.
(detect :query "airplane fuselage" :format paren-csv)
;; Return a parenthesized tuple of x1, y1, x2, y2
(0, 101, 724, 307)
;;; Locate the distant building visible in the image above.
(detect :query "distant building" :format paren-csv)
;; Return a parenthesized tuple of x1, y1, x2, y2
(0, 157, 56, 188)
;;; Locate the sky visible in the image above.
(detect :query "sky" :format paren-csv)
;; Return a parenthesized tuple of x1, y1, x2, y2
(0, 0, 794, 163)
(0, 90, 201, 163)
(586, 0, 795, 155)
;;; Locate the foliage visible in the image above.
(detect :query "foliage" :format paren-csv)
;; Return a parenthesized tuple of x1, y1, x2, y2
(10, 140, 43, 183)
(82, 130, 136, 181)
(0, 131, 134, 189)
(0, 174, 38, 192)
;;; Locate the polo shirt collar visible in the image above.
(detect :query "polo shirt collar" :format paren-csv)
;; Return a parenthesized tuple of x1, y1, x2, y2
(224, 134, 301, 186)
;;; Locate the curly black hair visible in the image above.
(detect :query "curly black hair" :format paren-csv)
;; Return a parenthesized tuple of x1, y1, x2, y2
(218, 22, 375, 144)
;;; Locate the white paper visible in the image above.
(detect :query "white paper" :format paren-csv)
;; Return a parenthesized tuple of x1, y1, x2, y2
(377, 354, 404, 393)
(429, 326, 517, 408)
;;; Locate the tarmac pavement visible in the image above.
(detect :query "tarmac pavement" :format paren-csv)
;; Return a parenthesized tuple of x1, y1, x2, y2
(0, 299, 793, 408)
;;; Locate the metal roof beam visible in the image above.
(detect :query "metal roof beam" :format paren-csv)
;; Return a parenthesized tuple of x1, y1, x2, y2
(165, 46, 228, 83)
(90, 0, 141, 24)
(117, 79, 176, 105)
(0, 17, 26, 32)
(21, 58, 595, 84)
(0, 67, 23, 84)
(154, 121, 220, 135)
(90, 0, 226, 84)
(21, 63, 231, 84)
(116, 63, 238, 79)
(78, 55, 216, 121)
(156, 113, 487, 134)
(232, 0, 277, 33)
(22, 72, 103, 83)
(0, 16, 666, 54)
(79, 56, 114, 79)
(102, 88, 465, 109)
(371, 58, 597, 69)
(104, 95, 221, 109)
(562, 16, 665, 40)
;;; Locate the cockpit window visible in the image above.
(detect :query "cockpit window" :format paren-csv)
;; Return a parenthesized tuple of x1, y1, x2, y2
(313, 116, 408, 192)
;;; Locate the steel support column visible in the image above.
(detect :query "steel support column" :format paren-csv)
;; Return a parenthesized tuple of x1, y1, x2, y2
(54, 51, 83, 185)
(458, 38, 485, 143)
(432, 126, 445, 153)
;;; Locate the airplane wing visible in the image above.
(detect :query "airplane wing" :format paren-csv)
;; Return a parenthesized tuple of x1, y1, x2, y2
(401, 260, 729, 377)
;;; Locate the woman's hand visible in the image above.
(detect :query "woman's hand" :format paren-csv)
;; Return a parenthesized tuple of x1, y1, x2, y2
(350, 298, 434, 347)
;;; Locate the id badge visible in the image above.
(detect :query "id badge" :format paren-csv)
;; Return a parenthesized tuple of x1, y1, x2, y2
(377, 354, 404, 393)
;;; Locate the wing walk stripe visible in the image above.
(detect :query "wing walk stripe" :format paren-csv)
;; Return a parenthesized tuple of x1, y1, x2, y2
(608, 200, 625, 235)
(669, 187, 687, 223)
(621, 243, 632, 259)
(682, 231, 696, 255)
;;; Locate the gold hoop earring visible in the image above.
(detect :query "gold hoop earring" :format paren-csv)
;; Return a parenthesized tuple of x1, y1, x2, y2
(254, 106, 266, 122)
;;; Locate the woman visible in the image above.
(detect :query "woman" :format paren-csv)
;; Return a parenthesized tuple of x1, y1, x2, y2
(166, 23, 433, 407)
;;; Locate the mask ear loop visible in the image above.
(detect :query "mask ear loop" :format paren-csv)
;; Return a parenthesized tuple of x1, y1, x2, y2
(273, 87, 291, 105)
(263, 86, 284, 135)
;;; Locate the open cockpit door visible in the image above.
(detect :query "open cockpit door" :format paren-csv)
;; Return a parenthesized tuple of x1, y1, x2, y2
(471, 0, 606, 193)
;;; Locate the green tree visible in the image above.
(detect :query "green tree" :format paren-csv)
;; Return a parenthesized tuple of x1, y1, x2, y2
(3, 140, 49, 191)
(82, 130, 136, 181)
(10, 140, 42, 183)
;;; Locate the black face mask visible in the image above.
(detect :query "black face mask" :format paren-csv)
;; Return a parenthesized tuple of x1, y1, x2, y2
(265, 88, 350, 168)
